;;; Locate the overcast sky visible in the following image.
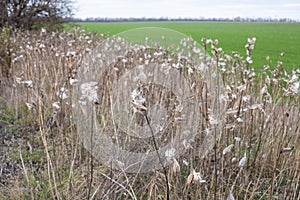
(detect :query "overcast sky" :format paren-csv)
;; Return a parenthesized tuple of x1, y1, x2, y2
(74, 0, 300, 20)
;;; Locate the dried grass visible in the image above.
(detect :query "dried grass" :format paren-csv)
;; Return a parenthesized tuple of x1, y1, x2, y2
(0, 27, 299, 200)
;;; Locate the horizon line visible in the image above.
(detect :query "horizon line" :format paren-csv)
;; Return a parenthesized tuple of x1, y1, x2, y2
(69, 16, 300, 22)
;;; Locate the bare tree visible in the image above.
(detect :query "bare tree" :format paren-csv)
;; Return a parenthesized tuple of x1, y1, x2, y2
(0, 0, 74, 30)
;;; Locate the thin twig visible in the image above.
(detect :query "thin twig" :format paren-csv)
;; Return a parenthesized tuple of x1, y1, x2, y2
(19, 149, 34, 200)
(144, 113, 170, 200)
(87, 106, 95, 200)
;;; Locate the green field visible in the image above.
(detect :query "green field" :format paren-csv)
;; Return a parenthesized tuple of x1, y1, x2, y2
(75, 22, 300, 70)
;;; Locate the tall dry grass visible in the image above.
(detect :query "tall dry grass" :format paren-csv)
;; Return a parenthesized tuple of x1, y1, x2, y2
(0, 27, 299, 200)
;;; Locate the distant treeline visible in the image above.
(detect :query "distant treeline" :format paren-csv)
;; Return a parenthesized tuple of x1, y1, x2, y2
(70, 17, 299, 23)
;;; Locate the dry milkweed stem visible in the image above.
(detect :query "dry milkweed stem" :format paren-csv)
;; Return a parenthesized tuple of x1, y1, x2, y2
(87, 106, 95, 200)
(144, 113, 170, 200)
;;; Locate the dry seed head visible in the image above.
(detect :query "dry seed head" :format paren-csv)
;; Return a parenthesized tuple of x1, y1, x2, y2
(187, 169, 206, 184)
(242, 95, 251, 103)
(15, 76, 22, 84)
(80, 82, 98, 102)
(237, 84, 246, 92)
(213, 39, 219, 46)
(70, 78, 78, 85)
(52, 102, 60, 110)
(172, 158, 180, 174)
(246, 56, 253, 64)
(280, 147, 294, 154)
(165, 148, 176, 161)
(26, 102, 36, 111)
(227, 190, 235, 200)
(131, 86, 147, 113)
(57, 87, 68, 100)
(21, 80, 33, 88)
(236, 117, 244, 123)
(223, 144, 234, 155)
(288, 74, 298, 85)
(224, 124, 236, 130)
(238, 153, 247, 167)
(261, 85, 268, 96)
(290, 82, 299, 94)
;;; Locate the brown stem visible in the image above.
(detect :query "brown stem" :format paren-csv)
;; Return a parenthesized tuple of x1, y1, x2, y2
(144, 114, 170, 200)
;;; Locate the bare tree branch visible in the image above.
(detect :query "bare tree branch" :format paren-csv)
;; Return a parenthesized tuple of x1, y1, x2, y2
(0, 0, 74, 30)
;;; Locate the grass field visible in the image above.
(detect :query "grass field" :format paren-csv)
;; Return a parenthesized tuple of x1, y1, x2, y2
(75, 22, 300, 70)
